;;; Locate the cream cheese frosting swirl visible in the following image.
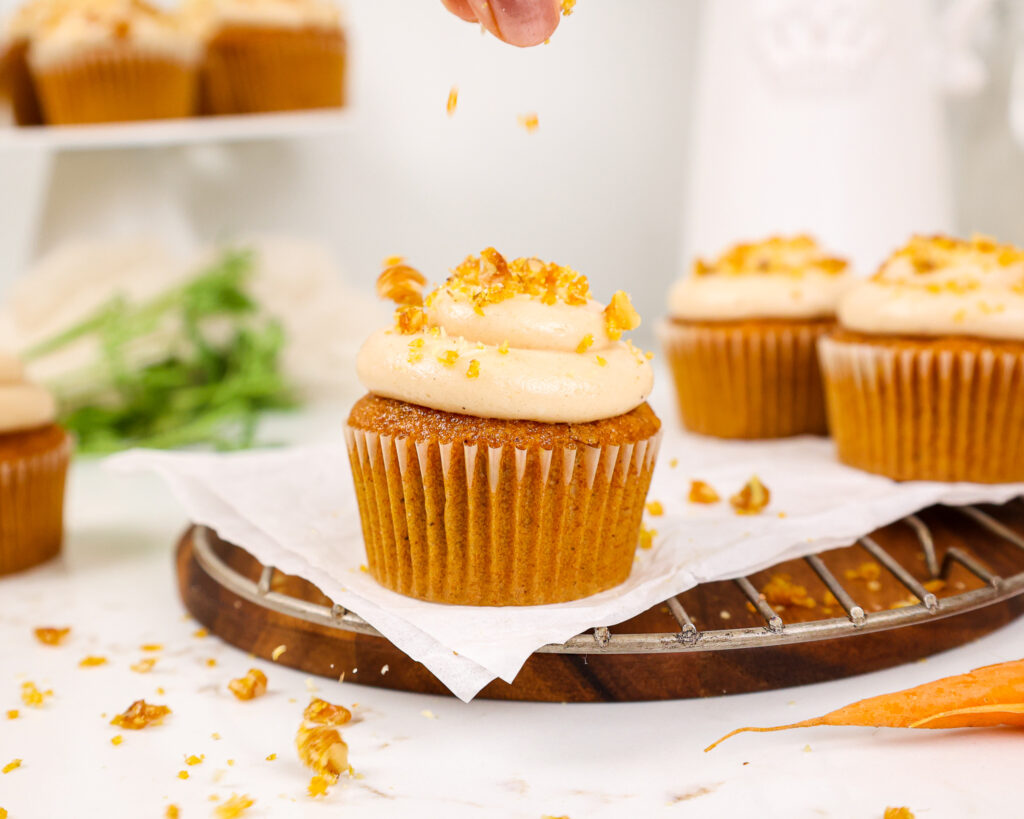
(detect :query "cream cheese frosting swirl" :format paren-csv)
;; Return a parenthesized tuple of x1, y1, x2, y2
(0, 351, 57, 434)
(669, 235, 852, 321)
(838, 234, 1024, 341)
(356, 251, 654, 423)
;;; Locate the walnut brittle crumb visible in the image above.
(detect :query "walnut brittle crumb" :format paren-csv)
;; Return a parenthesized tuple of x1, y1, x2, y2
(296, 724, 350, 785)
(517, 112, 539, 132)
(141, 643, 163, 652)
(603, 291, 641, 340)
(215, 794, 255, 818)
(20, 682, 50, 708)
(446, 86, 458, 116)
(131, 658, 157, 673)
(177, 770, 189, 780)
(303, 698, 353, 727)
(645, 500, 664, 516)
(884, 808, 915, 819)
(111, 735, 123, 746)
(110, 700, 171, 730)
(730, 476, 771, 515)
(560, 0, 576, 14)
(185, 754, 204, 766)
(79, 656, 108, 668)
(377, 263, 427, 307)
(760, 574, 816, 609)
(308, 774, 331, 798)
(193, 628, 209, 639)
(2, 759, 21, 774)
(844, 561, 881, 583)
(688, 480, 720, 504)
(638, 525, 656, 550)
(228, 669, 267, 701)
(165, 806, 179, 819)
(6, 710, 18, 720)
(33, 626, 70, 646)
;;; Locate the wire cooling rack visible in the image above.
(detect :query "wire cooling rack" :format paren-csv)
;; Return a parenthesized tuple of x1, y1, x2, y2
(191, 502, 1024, 656)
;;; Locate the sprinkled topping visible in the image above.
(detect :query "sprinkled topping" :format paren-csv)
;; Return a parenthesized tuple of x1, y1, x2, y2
(497, 339, 509, 354)
(595, 356, 607, 367)
(466, 359, 480, 379)
(603, 291, 641, 340)
(688, 480, 720, 504)
(438, 350, 460, 367)
(576, 334, 594, 353)
(695, 235, 847, 278)
(407, 337, 425, 363)
(517, 112, 539, 132)
(33, 626, 70, 646)
(881, 233, 1024, 281)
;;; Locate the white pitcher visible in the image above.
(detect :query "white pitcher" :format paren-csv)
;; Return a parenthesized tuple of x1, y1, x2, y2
(682, 0, 992, 273)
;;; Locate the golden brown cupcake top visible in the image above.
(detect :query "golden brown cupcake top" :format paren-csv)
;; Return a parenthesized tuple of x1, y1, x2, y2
(692, 235, 848, 278)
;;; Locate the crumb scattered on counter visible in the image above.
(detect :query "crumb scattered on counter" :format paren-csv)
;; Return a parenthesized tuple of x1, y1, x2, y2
(420, 710, 437, 720)
(131, 658, 157, 673)
(111, 735, 123, 746)
(185, 755, 204, 766)
(141, 643, 163, 652)
(638, 526, 657, 550)
(228, 669, 268, 701)
(110, 700, 171, 730)
(193, 628, 209, 639)
(6, 710, 19, 720)
(33, 626, 70, 646)
(215, 794, 255, 818)
(177, 770, 189, 780)
(688, 480, 720, 505)
(304, 698, 352, 727)
(884, 808, 915, 819)
(446, 87, 458, 116)
(266, 753, 277, 761)
(165, 805, 179, 819)
(517, 113, 540, 132)
(21, 682, 52, 708)
(645, 500, 664, 516)
(2, 759, 21, 774)
(79, 656, 108, 668)
(730, 476, 771, 515)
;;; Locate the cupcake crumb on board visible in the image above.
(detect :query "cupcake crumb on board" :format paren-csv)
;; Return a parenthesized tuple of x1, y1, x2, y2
(884, 809, 915, 819)
(645, 500, 664, 516)
(638, 526, 657, 550)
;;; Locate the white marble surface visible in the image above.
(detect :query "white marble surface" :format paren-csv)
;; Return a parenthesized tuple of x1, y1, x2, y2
(1, 448, 1022, 818)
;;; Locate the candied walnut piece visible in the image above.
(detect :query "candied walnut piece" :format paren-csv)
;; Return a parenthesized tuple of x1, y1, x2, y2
(575, 334, 594, 354)
(377, 264, 427, 307)
(303, 698, 353, 727)
(110, 700, 171, 730)
(228, 669, 268, 701)
(34, 627, 70, 646)
(20, 682, 51, 708)
(446, 86, 458, 116)
(730, 476, 771, 515)
(603, 291, 641, 340)
(215, 794, 255, 818)
(395, 305, 428, 335)
(760, 574, 816, 609)
(296, 724, 350, 782)
(688, 480, 720, 505)
(131, 658, 157, 673)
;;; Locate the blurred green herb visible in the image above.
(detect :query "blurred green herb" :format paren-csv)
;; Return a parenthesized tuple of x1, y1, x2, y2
(24, 249, 298, 453)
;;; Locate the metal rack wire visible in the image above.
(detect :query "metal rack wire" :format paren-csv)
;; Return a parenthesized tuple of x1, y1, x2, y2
(191, 503, 1024, 656)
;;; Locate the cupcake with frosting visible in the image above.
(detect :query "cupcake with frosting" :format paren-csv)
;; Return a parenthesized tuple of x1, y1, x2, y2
(820, 234, 1024, 483)
(186, 0, 345, 115)
(27, 0, 200, 124)
(347, 249, 661, 606)
(0, 351, 70, 575)
(662, 235, 852, 439)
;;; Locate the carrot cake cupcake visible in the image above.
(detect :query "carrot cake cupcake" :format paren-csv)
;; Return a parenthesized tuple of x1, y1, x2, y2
(820, 234, 1024, 483)
(662, 235, 852, 439)
(28, 0, 199, 125)
(0, 351, 70, 576)
(347, 249, 661, 606)
(187, 0, 345, 114)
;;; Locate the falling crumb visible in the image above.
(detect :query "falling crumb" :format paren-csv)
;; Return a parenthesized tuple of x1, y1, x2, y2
(177, 771, 189, 780)
(193, 628, 209, 639)
(185, 754, 204, 766)
(227, 759, 235, 766)
(381, 664, 389, 676)
(802, 744, 812, 752)
(266, 753, 277, 761)
(228, 669, 268, 701)
(6, 710, 19, 720)
(420, 710, 437, 720)
(165, 806, 179, 819)
(79, 656, 108, 668)
(576, 334, 594, 354)
(110, 700, 171, 730)
(271, 645, 287, 661)
(638, 526, 657, 550)
(688, 480, 721, 504)
(2, 759, 21, 774)
(884, 809, 915, 819)
(560, 0, 576, 14)
(308, 775, 331, 798)
(20, 682, 51, 708)
(517, 112, 539, 132)
(111, 735, 123, 746)
(206, 658, 218, 667)
(33, 626, 70, 646)
(215, 794, 254, 818)
(141, 643, 163, 652)
(719, 610, 731, 620)
(446, 86, 458, 116)
(730, 476, 771, 515)
(669, 458, 678, 468)
(131, 658, 157, 674)
(645, 500, 664, 516)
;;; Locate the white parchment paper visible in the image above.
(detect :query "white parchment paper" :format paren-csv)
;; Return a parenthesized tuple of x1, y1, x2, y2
(108, 428, 1024, 701)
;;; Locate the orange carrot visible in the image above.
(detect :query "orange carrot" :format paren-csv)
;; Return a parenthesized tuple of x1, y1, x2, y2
(706, 659, 1024, 751)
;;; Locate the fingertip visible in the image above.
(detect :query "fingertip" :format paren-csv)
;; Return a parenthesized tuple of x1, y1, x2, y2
(442, 0, 478, 23)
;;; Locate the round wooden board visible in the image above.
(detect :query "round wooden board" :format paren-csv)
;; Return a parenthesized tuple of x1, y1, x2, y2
(176, 504, 1024, 702)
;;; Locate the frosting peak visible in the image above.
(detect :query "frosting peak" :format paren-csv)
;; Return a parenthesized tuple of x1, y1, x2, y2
(838, 234, 1024, 340)
(356, 250, 653, 423)
(670, 235, 853, 321)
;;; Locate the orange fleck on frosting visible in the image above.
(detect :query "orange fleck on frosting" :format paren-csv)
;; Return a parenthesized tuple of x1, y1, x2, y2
(695, 235, 847, 278)
(466, 359, 481, 379)
(438, 350, 460, 367)
(603, 291, 641, 340)
(576, 334, 594, 353)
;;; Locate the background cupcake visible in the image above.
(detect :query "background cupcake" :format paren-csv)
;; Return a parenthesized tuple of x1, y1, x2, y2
(821, 234, 1024, 483)
(346, 250, 660, 607)
(0, 351, 70, 576)
(188, 0, 345, 115)
(28, 0, 199, 125)
(661, 235, 852, 439)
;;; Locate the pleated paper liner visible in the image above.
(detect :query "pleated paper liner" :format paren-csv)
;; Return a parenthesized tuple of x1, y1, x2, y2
(820, 334, 1024, 483)
(4, 38, 45, 125)
(346, 424, 661, 607)
(659, 318, 831, 439)
(200, 25, 345, 114)
(32, 48, 198, 125)
(0, 425, 70, 576)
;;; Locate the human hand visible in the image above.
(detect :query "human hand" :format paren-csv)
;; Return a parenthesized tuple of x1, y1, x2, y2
(441, 0, 561, 47)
